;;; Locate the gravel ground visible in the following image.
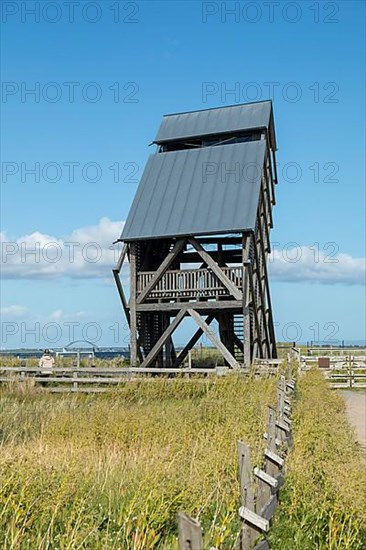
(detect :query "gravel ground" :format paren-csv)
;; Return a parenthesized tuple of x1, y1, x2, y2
(340, 389, 366, 448)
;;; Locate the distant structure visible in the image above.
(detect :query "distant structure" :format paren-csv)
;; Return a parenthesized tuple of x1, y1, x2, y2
(114, 100, 278, 368)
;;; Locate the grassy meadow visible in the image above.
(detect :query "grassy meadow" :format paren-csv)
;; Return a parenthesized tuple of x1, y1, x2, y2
(0, 369, 365, 549)
(0, 375, 275, 549)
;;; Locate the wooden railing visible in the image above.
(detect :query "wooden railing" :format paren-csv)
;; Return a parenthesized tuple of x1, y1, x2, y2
(137, 266, 243, 299)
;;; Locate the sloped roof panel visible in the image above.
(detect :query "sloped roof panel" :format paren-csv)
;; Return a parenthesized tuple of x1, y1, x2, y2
(154, 101, 272, 143)
(121, 140, 266, 241)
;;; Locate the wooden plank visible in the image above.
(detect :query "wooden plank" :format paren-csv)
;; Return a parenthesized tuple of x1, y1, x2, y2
(258, 493, 278, 522)
(0, 367, 217, 375)
(253, 467, 278, 489)
(140, 309, 186, 368)
(276, 419, 291, 433)
(238, 507, 269, 532)
(136, 300, 243, 313)
(188, 309, 239, 369)
(187, 237, 243, 301)
(177, 512, 203, 550)
(237, 441, 254, 506)
(265, 449, 284, 467)
(137, 239, 186, 304)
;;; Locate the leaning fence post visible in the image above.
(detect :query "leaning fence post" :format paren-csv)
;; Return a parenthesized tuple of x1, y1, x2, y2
(237, 441, 263, 548)
(178, 512, 203, 550)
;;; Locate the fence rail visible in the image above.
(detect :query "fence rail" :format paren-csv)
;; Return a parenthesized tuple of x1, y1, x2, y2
(177, 370, 296, 549)
(0, 364, 283, 392)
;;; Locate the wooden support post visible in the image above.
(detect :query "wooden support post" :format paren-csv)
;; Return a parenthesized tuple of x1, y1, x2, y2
(178, 512, 203, 550)
(129, 242, 138, 367)
(242, 234, 251, 369)
(248, 263, 263, 359)
(73, 352, 80, 391)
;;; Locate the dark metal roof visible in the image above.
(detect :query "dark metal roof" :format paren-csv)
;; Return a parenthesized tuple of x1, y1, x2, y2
(121, 140, 266, 241)
(154, 100, 276, 148)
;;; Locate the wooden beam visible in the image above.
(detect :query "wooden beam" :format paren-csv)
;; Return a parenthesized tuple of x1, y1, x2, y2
(136, 300, 242, 313)
(136, 239, 186, 304)
(187, 309, 239, 369)
(178, 512, 203, 550)
(129, 243, 138, 366)
(112, 270, 130, 325)
(140, 309, 186, 368)
(252, 226, 271, 358)
(248, 261, 264, 359)
(181, 251, 242, 263)
(173, 314, 215, 368)
(115, 242, 128, 273)
(187, 237, 243, 301)
(242, 233, 251, 368)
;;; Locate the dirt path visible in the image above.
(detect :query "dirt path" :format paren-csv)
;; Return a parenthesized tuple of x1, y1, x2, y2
(340, 390, 366, 448)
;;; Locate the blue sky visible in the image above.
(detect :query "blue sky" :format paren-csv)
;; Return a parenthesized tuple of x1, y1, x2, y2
(1, 0, 365, 348)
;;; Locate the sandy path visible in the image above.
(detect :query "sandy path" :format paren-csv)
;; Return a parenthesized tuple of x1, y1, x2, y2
(340, 390, 366, 448)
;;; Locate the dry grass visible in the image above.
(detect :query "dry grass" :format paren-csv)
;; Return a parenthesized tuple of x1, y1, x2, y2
(1, 368, 365, 549)
(0, 375, 275, 549)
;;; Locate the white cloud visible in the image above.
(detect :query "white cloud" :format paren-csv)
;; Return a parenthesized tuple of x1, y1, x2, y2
(49, 309, 88, 321)
(1, 221, 364, 286)
(0, 305, 28, 317)
(1, 217, 126, 280)
(269, 246, 365, 285)
(49, 309, 64, 321)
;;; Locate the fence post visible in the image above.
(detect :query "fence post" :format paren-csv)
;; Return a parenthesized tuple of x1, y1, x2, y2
(73, 351, 80, 391)
(20, 359, 26, 380)
(237, 441, 261, 548)
(178, 512, 203, 550)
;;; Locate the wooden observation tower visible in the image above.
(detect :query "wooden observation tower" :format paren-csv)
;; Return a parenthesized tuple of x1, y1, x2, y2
(114, 100, 279, 369)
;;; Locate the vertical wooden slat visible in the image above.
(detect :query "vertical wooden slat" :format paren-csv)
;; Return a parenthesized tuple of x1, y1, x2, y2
(130, 242, 138, 367)
(178, 512, 203, 550)
(237, 441, 258, 548)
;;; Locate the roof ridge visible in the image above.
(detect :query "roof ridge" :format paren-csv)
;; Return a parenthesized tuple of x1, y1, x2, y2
(162, 99, 273, 118)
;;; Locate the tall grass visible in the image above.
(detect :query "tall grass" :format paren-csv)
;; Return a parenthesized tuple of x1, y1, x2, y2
(268, 368, 366, 549)
(1, 370, 365, 549)
(0, 376, 275, 549)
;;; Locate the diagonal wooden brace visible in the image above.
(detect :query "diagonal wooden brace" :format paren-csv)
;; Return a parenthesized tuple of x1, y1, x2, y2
(187, 237, 243, 300)
(137, 238, 186, 304)
(187, 309, 240, 369)
(140, 309, 186, 368)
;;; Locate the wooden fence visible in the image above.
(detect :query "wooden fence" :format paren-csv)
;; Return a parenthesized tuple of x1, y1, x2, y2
(0, 346, 364, 391)
(177, 370, 296, 550)
(0, 365, 222, 392)
(0, 364, 282, 392)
